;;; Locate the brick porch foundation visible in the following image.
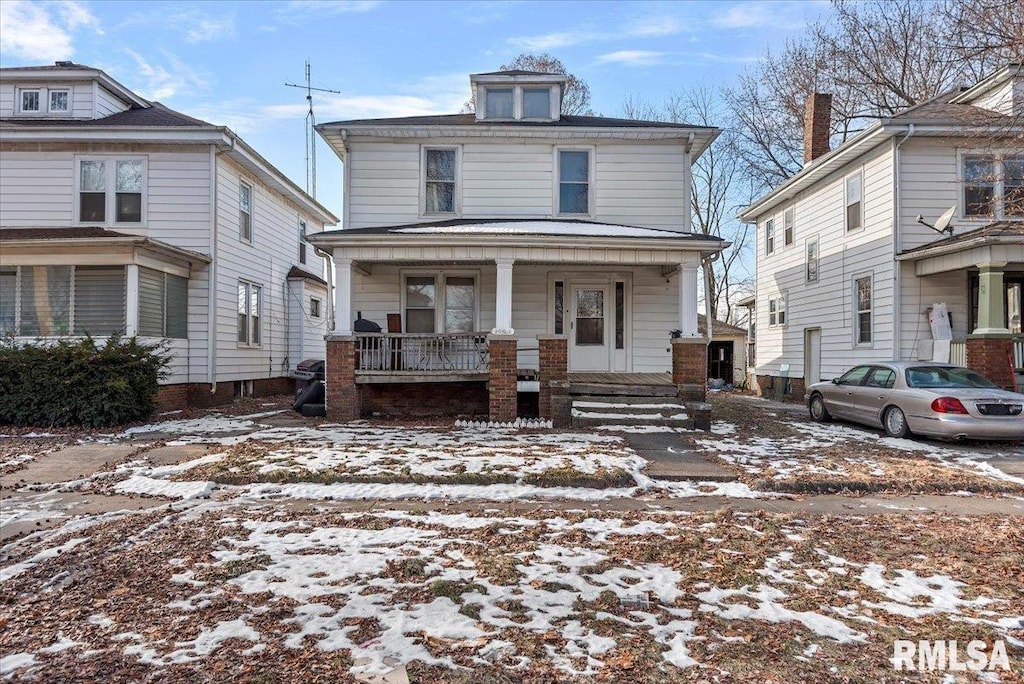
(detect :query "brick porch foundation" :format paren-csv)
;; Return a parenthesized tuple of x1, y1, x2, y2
(325, 335, 359, 422)
(538, 335, 568, 420)
(672, 337, 707, 401)
(359, 381, 488, 417)
(488, 335, 518, 422)
(966, 336, 1016, 391)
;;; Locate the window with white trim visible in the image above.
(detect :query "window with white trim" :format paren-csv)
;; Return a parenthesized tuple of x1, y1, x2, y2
(403, 273, 478, 333)
(77, 158, 145, 224)
(783, 207, 794, 246)
(237, 281, 262, 346)
(423, 148, 458, 214)
(963, 154, 1024, 218)
(806, 238, 819, 283)
(0, 265, 127, 337)
(558, 149, 590, 215)
(19, 89, 41, 113)
(484, 88, 514, 118)
(298, 220, 307, 264)
(768, 294, 787, 327)
(239, 181, 253, 243)
(765, 218, 775, 255)
(49, 89, 69, 112)
(845, 171, 862, 231)
(310, 297, 321, 319)
(523, 88, 551, 118)
(139, 267, 187, 338)
(854, 276, 872, 344)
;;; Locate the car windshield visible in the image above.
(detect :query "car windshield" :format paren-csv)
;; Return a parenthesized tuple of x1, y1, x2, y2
(905, 366, 997, 389)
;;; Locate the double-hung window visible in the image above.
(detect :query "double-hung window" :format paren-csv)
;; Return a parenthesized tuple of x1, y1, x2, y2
(783, 208, 795, 246)
(963, 154, 1024, 218)
(806, 238, 819, 283)
(765, 219, 775, 255)
(239, 181, 253, 242)
(237, 281, 262, 346)
(854, 275, 872, 344)
(558, 149, 590, 215)
(845, 171, 862, 231)
(298, 220, 308, 264)
(424, 148, 457, 214)
(768, 294, 786, 327)
(77, 158, 145, 224)
(404, 274, 477, 333)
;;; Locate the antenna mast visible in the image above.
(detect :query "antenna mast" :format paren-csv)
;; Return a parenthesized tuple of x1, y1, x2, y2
(285, 60, 340, 199)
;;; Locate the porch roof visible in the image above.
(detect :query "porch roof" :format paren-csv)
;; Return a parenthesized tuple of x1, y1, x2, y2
(0, 227, 211, 267)
(895, 221, 1024, 275)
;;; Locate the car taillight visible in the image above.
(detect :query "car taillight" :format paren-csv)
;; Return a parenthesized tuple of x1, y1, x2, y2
(931, 397, 968, 414)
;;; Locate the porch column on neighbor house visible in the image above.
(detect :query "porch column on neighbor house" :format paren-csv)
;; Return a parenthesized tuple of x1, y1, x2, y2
(493, 258, 515, 335)
(333, 255, 353, 335)
(974, 262, 1009, 334)
(678, 263, 700, 337)
(125, 264, 140, 336)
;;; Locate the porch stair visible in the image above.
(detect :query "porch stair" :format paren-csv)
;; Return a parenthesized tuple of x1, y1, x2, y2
(570, 396, 692, 429)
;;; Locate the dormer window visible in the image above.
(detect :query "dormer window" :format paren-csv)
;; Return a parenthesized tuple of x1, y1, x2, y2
(523, 88, 551, 119)
(485, 88, 514, 119)
(49, 89, 69, 112)
(19, 89, 41, 113)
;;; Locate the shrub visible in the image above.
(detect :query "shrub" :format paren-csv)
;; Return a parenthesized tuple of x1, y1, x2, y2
(0, 335, 170, 428)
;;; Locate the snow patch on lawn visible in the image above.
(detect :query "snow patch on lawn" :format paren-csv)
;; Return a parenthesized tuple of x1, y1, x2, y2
(0, 537, 90, 582)
(114, 476, 216, 500)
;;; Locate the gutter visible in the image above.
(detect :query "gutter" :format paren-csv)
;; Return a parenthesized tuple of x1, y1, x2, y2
(307, 233, 729, 253)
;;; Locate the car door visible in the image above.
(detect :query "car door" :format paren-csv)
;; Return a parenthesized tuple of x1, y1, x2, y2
(825, 365, 872, 421)
(852, 366, 897, 427)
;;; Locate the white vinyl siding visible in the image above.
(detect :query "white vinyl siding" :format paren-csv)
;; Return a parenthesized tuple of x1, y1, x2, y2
(345, 140, 688, 231)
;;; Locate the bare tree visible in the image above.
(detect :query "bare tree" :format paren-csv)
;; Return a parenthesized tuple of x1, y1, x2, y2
(623, 88, 753, 324)
(463, 53, 593, 115)
(942, 0, 1024, 71)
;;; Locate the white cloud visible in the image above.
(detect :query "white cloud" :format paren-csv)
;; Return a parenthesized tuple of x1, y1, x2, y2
(508, 14, 684, 51)
(595, 50, 667, 67)
(711, 1, 829, 29)
(183, 15, 235, 43)
(117, 50, 210, 101)
(116, 7, 234, 44)
(0, 0, 100, 63)
(274, 0, 380, 24)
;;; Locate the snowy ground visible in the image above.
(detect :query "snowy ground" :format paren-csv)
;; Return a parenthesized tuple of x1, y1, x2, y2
(1, 505, 1021, 682)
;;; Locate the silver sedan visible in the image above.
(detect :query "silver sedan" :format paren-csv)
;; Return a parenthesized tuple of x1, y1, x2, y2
(805, 362, 1024, 441)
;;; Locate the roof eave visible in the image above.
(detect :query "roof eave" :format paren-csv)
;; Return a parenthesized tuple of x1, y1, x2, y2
(896, 234, 1023, 261)
(0, 236, 211, 264)
(308, 232, 728, 253)
(948, 64, 1022, 105)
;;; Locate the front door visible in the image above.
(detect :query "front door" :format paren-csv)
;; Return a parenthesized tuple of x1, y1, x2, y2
(804, 328, 821, 386)
(570, 284, 611, 371)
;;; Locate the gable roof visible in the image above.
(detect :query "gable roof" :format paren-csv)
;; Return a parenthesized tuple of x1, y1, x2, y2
(697, 314, 747, 337)
(897, 221, 1024, 259)
(286, 265, 328, 287)
(0, 62, 149, 108)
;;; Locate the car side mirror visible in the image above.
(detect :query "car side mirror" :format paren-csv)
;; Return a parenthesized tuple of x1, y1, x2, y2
(831, 378, 840, 385)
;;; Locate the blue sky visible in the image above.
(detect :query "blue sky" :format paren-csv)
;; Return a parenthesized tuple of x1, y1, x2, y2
(1, 0, 831, 222)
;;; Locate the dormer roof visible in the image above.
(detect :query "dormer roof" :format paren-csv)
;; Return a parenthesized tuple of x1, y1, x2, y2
(1, 61, 150, 109)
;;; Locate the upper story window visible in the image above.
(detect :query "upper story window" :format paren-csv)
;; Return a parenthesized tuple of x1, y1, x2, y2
(49, 90, 69, 112)
(963, 154, 1024, 218)
(523, 88, 551, 118)
(298, 220, 308, 264)
(765, 218, 775, 255)
(557, 149, 590, 215)
(768, 293, 787, 327)
(424, 148, 457, 214)
(239, 181, 253, 243)
(783, 207, 795, 246)
(20, 89, 41, 112)
(485, 88, 514, 119)
(806, 238, 819, 282)
(77, 158, 145, 224)
(845, 171, 862, 231)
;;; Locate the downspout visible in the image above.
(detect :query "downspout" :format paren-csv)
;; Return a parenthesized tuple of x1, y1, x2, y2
(892, 124, 915, 361)
(207, 145, 219, 392)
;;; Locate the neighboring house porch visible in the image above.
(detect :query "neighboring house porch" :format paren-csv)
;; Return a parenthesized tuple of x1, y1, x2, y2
(309, 219, 726, 421)
(897, 222, 1024, 391)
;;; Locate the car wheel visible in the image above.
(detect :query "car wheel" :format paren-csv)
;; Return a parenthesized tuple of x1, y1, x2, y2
(883, 406, 911, 438)
(809, 393, 832, 422)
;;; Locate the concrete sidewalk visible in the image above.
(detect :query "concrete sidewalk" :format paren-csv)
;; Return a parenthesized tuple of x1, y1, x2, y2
(622, 432, 737, 482)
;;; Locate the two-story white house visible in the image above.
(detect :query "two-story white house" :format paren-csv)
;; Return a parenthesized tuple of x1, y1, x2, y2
(0, 62, 338, 410)
(309, 70, 726, 421)
(741, 63, 1023, 397)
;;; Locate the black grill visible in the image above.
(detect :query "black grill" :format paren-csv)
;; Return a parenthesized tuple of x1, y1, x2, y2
(976, 403, 1022, 416)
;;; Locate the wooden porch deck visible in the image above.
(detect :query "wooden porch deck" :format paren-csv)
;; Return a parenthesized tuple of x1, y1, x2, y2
(568, 372, 673, 385)
(567, 372, 676, 397)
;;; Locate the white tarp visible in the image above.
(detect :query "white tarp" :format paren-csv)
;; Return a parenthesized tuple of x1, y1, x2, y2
(928, 303, 953, 362)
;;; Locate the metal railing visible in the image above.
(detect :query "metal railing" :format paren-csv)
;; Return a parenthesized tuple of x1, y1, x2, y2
(355, 332, 489, 373)
(949, 340, 967, 367)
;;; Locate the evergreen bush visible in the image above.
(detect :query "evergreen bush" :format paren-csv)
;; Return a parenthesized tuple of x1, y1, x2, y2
(0, 335, 169, 428)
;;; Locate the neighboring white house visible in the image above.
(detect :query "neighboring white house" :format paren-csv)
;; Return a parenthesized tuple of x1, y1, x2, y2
(310, 70, 726, 418)
(741, 63, 1023, 396)
(0, 62, 338, 409)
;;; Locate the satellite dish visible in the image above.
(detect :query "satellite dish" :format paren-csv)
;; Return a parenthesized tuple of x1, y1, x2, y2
(933, 206, 956, 234)
(916, 206, 956, 236)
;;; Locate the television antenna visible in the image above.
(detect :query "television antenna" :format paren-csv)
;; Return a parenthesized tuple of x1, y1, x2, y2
(285, 60, 340, 199)
(916, 205, 956, 237)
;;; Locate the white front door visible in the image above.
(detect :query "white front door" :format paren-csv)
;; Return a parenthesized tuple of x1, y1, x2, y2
(570, 284, 611, 371)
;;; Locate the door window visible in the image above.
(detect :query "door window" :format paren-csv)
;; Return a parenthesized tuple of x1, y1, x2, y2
(575, 289, 604, 345)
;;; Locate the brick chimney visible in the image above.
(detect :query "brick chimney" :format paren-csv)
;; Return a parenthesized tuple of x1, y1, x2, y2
(803, 93, 832, 164)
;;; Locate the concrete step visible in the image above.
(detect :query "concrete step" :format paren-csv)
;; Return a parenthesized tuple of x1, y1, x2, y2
(568, 383, 678, 398)
(572, 415, 693, 428)
(572, 396, 685, 406)
(572, 399, 685, 417)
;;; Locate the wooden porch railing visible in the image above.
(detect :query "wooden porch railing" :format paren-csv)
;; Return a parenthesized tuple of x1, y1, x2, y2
(949, 340, 966, 367)
(355, 332, 489, 373)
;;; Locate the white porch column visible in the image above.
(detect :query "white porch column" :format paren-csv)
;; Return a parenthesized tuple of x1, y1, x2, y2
(493, 258, 515, 335)
(333, 255, 353, 335)
(974, 261, 1009, 334)
(678, 263, 699, 337)
(125, 264, 139, 336)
